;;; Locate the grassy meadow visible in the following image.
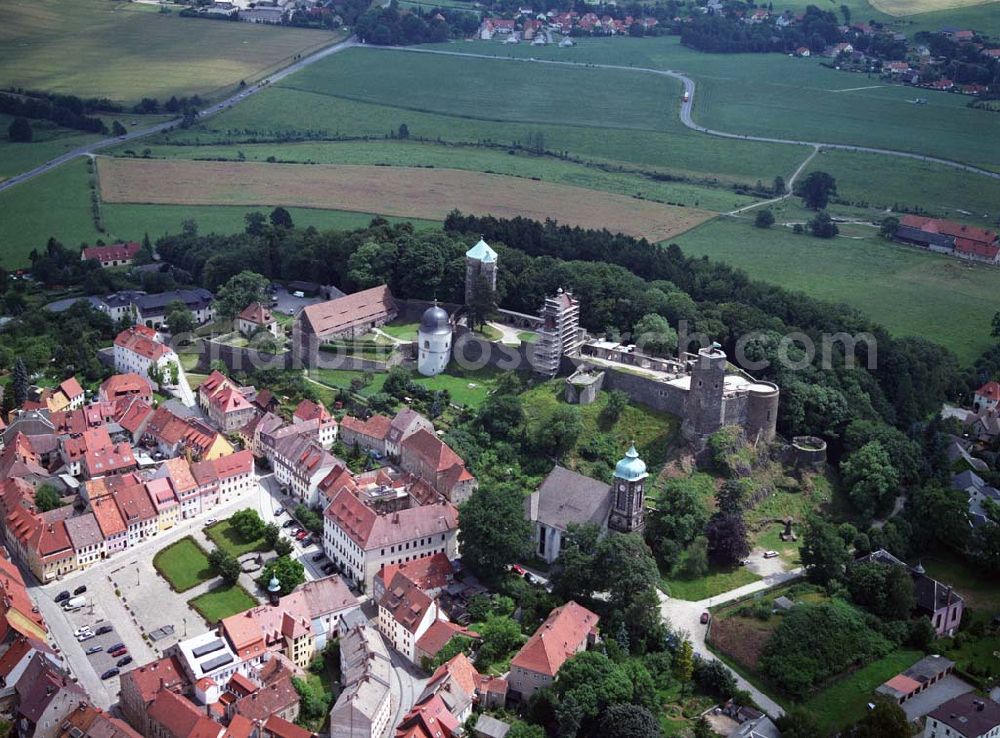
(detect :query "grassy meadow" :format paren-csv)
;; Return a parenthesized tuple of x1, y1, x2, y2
(0, 0, 344, 104)
(673, 216, 999, 362)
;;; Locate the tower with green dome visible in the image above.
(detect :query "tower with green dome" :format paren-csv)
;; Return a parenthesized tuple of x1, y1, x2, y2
(608, 443, 648, 534)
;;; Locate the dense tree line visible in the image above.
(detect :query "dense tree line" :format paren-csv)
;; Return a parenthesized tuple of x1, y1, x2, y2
(0, 92, 107, 134)
(355, 0, 478, 45)
(913, 32, 1000, 86)
(680, 6, 842, 54)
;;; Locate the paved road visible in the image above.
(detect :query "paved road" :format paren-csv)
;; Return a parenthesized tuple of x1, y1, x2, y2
(385, 46, 1000, 183)
(0, 35, 360, 194)
(659, 564, 805, 720)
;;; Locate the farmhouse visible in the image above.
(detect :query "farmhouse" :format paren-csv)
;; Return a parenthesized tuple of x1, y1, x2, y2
(894, 215, 999, 263)
(82, 242, 140, 268)
(297, 285, 397, 343)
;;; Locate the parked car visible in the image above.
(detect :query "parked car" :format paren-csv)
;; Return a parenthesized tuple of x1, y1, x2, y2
(763, 550, 780, 559)
(100, 669, 120, 680)
(116, 656, 133, 667)
(322, 563, 336, 575)
(282, 520, 296, 529)
(311, 552, 325, 562)
(510, 564, 527, 577)
(86, 645, 103, 655)
(63, 596, 86, 611)
(73, 626, 91, 637)
(96, 625, 113, 635)
(106, 643, 125, 653)
(110, 647, 127, 658)
(77, 632, 95, 642)
(55, 591, 70, 603)
(700, 612, 711, 625)
(274, 507, 284, 516)
(206, 518, 218, 525)
(73, 585, 87, 595)
(295, 530, 308, 541)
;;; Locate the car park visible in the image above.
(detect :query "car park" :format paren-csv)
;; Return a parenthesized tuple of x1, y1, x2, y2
(86, 645, 103, 655)
(73, 585, 87, 595)
(100, 669, 119, 680)
(55, 591, 70, 602)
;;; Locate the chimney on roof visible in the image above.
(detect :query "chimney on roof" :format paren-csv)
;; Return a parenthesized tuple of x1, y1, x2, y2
(946, 586, 953, 605)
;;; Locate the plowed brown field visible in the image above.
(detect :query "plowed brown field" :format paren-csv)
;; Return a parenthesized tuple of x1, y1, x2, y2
(97, 157, 714, 242)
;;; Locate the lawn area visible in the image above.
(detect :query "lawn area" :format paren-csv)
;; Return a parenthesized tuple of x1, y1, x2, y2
(663, 564, 761, 602)
(0, 0, 345, 104)
(521, 380, 680, 476)
(189, 584, 258, 624)
(153, 536, 213, 592)
(411, 365, 505, 409)
(0, 159, 101, 269)
(922, 549, 1000, 611)
(474, 324, 503, 342)
(379, 321, 420, 341)
(206, 518, 267, 558)
(185, 372, 209, 389)
(518, 331, 538, 344)
(673, 216, 999, 363)
(801, 649, 923, 732)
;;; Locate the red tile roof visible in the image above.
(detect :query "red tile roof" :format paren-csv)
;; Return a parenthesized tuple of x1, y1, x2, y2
(340, 414, 392, 442)
(394, 694, 460, 738)
(83, 242, 140, 264)
(101, 373, 153, 402)
(380, 571, 434, 634)
(510, 601, 599, 678)
(238, 302, 275, 325)
(91, 495, 127, 537)
(59, 376, 84, 400)
(115, 325, 172, 361)
(402, 429, 465, 474)
(214, 450, 253, 480)
(263, 715, 312, 738)
(417, 621, 478, 660)
(293, 399, 330, 423)
(121, 656, 189, 705)
(977, 381, 1000, 401)
(377, 552, 454, 594)
(148, 689, 206, 738)
(324, 488, 457, 551)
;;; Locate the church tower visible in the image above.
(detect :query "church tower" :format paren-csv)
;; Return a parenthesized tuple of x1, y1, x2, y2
(464, 238, 498, 305)
(608, 444, 648, 534)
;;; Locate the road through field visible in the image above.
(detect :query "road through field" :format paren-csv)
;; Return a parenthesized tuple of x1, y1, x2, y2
(0, 35, 359, 194)
(385, 46, 1000, 183)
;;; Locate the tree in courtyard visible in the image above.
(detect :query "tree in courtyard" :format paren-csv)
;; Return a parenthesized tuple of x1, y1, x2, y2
(269, 207, 293, 229)
(165, 300, 195, 338)
(808, 211, 839, 239)
(880, 216, 900, 240)
(467, 272, 498, 330)
(7, 117, 32, 143)
(476, 615, 523, 668)
(230, 508, 266, 540)
(215, 271, 270, 321)
(11, 357, 29, 408)
(842, 441, 899, 520)
(754, 209, 775, 228)
(458, 483, 531, 584)
(705, 512, 750, 566)
(263, 522, 281, 549)
(34, 485, 62, 512)
(112, 121, 127, 137)
(800, 515, 851, 585)
(274, 537, 293, 557)
(534, 405, 582, 460)
(794, 171, 837, 209)
(167, 361, 179, 386)
(633, 313, 677, 357)
(218, 555, 242, 585)
(678, 536, 709, 580)
(549, 523, 602, 603)
(257, 556, 305, 596)
(599, 704, 662, 738)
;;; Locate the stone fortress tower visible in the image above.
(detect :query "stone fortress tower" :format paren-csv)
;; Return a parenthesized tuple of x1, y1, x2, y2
(464, 238, 498, 305)
(607, 444, 648, 534)
(417, 303, 453, 377)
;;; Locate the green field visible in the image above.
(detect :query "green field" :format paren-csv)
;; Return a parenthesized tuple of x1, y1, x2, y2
(0, 159, 103, 268)
(153, 536, 213, 592)
(673, 216, 998, 362)
(663, 565, 761, 601)
(310, 365, 504, 409)
(189, 584, 258, 624)
(206, 518, 268, 558)
(0, 0, 344, 104)
(419, 38, 1000, 172)
(158, 46, 807, 187)
(0, 117, 99, 181)
(801, 649, 923, 731)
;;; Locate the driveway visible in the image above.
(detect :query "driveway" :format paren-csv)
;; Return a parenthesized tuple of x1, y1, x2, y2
(658, 567, 804, 719)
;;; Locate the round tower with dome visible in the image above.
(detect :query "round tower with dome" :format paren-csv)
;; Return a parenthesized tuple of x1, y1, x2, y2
(608, 444, 648, 534)
(417, 303, 452, 377)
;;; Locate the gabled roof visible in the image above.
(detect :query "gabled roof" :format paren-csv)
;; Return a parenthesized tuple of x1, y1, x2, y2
(263, 715, 312, 738)
(526, 465, 611, 533)
(214, 450, 254, 480)
(394, 693, 460, 738)
(401, 429, 466, 474)
(148, 689, 206, 738)
(976, 381, 1000, 401)
(114, 325, 173, 361)
(510, 601, 599, 678)
(121, 656, 189, 705)
(100, 373, 153, 402)
(340, 414, 392, 442)
(299, 285, 396, 337)
(83, 242, 140, 263)
(59, 376, 85, 400)
(377, 552, 454, 594)
(416, 622, 478, 662)
(91, 495, 127, 537)
(324, 488, 458, 551)
(379, 571, 434, 634)
(238, 302, 275, 325)
(293, 399, 330, 424)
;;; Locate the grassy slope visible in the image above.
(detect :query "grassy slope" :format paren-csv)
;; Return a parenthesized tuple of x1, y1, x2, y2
(421, 37, 1000, 171)
(158, 47, 807, 186)
(0, 159, 101, 269)
(672, 216, 998, 362)
(0, 0, 343, 104)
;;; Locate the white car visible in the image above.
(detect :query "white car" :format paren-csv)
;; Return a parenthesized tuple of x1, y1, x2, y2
(73, 626, 92, 638)
(763, 550, 780, 559)
(206, 517, 218, 525)
(77, 632, 95, 642)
